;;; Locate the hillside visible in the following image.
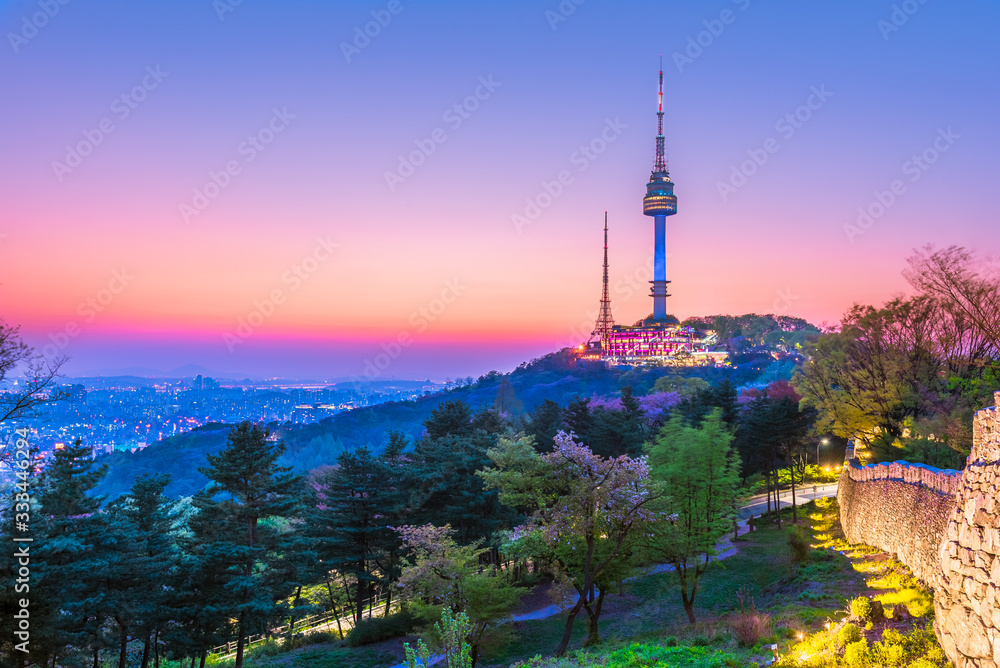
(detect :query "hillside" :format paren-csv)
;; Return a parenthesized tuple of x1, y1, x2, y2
(92, 316, 812, 500)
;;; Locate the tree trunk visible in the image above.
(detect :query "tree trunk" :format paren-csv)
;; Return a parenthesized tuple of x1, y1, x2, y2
(94, 647, 99, 668)
(117, 619, 128, 668)
(234, 612, 246, 668)
(326, 580, 344, 638)
(141, 630, 151, 668)
(199, 651, 207, 668)
(287, 586, 302, 644)
(765, 469, 772, 518)
(384, 588, 392, 616)
(674, 563, 698, 624)
(789, 460, 798, 522)
(584, 587, 606, 646)
(340, 572, 358, 623)
(682, 591, 696, 624)
(555, 594, 588, 656)
(154, 629, 160, 668)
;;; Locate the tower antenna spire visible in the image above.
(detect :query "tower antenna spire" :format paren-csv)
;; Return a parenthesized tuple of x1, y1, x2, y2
(592, 211, 615, 349)
(654, 54, 666, 173)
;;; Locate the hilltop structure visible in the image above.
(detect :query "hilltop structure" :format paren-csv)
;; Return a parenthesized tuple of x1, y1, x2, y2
(586, 61, 726, 367)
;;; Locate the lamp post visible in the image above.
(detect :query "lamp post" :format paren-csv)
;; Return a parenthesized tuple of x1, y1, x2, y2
(816, 438, 829, 466)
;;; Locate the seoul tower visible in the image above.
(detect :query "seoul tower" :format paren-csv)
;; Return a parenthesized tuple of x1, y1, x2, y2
(642, 57, 677, 322)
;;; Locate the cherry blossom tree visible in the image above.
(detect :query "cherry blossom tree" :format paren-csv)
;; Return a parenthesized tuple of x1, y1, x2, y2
(481, 432, 658, 656)
(395, 523, 520, 667)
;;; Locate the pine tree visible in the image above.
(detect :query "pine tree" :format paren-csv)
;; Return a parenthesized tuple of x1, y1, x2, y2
(528, 400, 563, 453)
(308, 446, 407, 623)
(195, 422, 301, 668)
(32, 439, 108, 667)
(107, 474, 180, 668)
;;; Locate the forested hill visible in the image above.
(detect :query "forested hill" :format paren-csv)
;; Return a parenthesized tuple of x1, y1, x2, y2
(92, 314, 816, 500)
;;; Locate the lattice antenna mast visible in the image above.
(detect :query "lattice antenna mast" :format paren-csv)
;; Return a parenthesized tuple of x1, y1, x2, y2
(593, 211, 615, 348)
(654, 55, 667, 174)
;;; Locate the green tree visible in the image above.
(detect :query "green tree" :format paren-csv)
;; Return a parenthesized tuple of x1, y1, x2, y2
(196, 422, 301, 668)
(527, 399, 563, 453)
(308, 445, 406, 623)
(29, 439, 108, 668)
(424, 399, 474, 439)
(645, 411, 742, 623)
(102, 473, 181, 668)
(493, 377, 523, 416)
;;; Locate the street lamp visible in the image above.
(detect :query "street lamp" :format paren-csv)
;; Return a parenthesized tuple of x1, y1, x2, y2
(816, 438, 830, 466)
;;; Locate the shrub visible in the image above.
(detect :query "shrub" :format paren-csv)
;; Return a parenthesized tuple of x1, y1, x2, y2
(731, 611, 772, 647)
(837, 623, 862, 647)
(788, 526, 811, 563)
(850, 595, 873, 620)
(731, 585, 773, 647)
(286, 630, 339, 650)
(843, 638, 871, 667)
(244, 640, 281, 660)
(908, 660, 938, 668)
(346, 610, 417, 647)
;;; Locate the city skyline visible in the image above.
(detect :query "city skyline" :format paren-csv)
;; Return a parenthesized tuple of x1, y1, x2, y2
(2, 0, 998, 379)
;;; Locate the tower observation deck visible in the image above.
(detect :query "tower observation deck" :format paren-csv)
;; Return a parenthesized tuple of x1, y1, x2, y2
(642, 58, 677, 322)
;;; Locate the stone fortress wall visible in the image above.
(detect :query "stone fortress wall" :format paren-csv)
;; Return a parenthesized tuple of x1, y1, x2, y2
(837, 391, 1000, 667)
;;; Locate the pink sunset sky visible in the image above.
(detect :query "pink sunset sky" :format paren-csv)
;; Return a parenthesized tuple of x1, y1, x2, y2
(1, 1, 997, 379)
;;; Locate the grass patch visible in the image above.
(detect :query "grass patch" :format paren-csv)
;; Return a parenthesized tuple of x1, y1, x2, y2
(773, 497, 948, 667)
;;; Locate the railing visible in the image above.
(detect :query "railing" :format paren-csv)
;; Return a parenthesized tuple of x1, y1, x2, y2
(209, 592, 397, 659)
(845, 458, 961, 496)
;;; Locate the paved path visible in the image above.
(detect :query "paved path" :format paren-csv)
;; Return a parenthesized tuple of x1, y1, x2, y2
(389, 482, 841, 668)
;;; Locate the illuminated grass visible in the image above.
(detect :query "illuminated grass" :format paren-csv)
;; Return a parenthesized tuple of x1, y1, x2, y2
(773, 499, 948, 667)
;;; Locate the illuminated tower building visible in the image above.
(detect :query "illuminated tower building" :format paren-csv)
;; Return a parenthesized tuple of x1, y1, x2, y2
(642, 57, 677, 321)
(592, 212, 615, 349)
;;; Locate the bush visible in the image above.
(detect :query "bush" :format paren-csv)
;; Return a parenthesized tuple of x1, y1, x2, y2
(837, 623, 862, 647)
(851, 596, 873, 620)
(788, 526, 811, 563)
(346, 610, 417, 647)
(285, 629, 340, 650)
(731, 611, 772, 647)
(843, 639, 871, 667)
